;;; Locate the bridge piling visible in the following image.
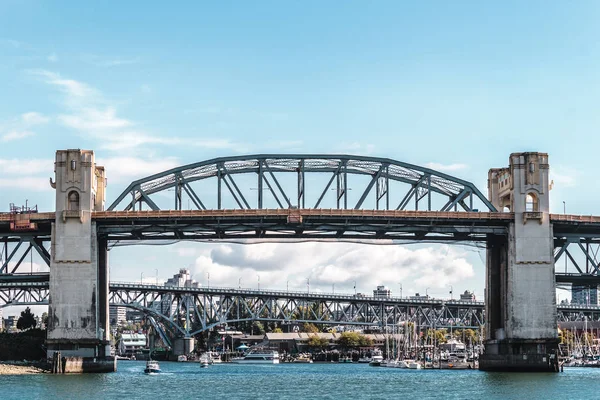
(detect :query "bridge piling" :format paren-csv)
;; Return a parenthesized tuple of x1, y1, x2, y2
(481, 152, 559, 372)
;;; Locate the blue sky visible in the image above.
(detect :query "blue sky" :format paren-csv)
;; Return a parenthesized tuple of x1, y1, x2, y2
(1, 1, 599, 312)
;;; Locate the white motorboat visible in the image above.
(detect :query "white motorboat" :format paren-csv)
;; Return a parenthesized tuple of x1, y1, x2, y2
(144, 360, 161, 374)
(293, 353, 313, 363)
(199, 353, 211, 367)
(234, 348, 280, 364)
(369, 354, 384, 366)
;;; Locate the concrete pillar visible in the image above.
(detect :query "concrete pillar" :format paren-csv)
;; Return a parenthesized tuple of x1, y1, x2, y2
(481, 152, 559, 372)
(47, 149, 114, 372)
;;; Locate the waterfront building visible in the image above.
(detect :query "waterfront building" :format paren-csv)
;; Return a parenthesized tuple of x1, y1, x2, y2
(119, 332, 147, 356)
(373, 285, 391, 298)
(459, 290, 476, 301)
(572, 286, 598, 306)
(109, 305, 127, 326)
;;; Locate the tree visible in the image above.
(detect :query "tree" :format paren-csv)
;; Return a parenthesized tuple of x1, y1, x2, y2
(272, 327, 283, 333)
(307, 335, 329, 350)
(17, 307, 37, 331)
(302, 323, 320, 333)
(337, 332, 362, 349)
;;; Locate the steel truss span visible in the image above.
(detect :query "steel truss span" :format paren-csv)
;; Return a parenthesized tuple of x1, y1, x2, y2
(107, 155, 496, 213)
(3, 281, 599, 337)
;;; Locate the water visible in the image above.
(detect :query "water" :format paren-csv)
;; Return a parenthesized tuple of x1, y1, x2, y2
(1, 361, 598, 400)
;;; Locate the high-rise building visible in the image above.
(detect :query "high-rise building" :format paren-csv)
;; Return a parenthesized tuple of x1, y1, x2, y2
(459, 290, 476, 301)
(373, 285, 391, 298)
(162, 268, 200, 317)
(572, 286, 598, 306)
(109, 305, 127, 326)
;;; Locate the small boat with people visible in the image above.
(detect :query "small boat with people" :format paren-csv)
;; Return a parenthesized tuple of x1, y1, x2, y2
(199, 353, 211, 368)
(144, 360, 161, 374)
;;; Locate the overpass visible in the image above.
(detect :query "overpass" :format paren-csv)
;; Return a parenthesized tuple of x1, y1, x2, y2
(2, 150, 600, 372)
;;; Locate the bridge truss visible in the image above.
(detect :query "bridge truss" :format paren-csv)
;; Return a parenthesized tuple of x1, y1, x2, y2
(2, 280, 599, 339)
(107, 155, 496, 212)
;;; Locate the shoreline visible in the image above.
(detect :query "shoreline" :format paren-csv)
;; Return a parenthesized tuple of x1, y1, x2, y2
(0, 362, 48, 375)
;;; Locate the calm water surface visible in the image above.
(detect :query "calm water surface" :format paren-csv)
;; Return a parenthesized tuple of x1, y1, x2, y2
(1, 361, 598, 400)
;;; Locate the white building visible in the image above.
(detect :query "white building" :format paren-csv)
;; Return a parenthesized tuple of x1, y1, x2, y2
(162, 268, 199, 317)
(109, 305, 127, 326)
(119, 332, 147, 356)
(373, 285, 391, 298)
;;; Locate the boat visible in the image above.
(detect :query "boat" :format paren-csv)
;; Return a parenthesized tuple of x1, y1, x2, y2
(234, 348, 280, 364)
(293, 353, 313, 363)
(177, 355, 187, 362)
(358, 356, 371, 363)
(144, 360, 161, 374)
(369, 354, 384, 367)
(199, 353, 211, 367)
(339, 356, 353, 363)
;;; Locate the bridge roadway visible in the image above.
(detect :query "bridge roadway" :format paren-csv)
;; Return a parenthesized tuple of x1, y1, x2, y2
(1, 208, 600, 238)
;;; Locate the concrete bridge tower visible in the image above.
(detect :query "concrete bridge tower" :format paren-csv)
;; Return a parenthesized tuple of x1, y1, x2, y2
(481, 152, 559, 371)
(47, 149, 114, 371)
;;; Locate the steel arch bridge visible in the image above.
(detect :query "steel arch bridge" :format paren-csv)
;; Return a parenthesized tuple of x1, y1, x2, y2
(107, 155, 496, 213)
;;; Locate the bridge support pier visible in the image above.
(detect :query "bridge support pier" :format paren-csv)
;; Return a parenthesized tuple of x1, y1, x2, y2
(481, 153, 558, 372)
(46, 150, 114, 372)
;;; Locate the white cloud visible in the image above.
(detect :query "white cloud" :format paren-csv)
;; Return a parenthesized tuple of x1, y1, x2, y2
(0, 176, 51, 191)
(194, 242, 475, 295)
(47, 53, 58, 62)
(550, 166, 578, 188)
(425, 162, 468, 172)
(58, 107, 132, 131)
(97, 156, 180, 183)
(82, 54, 140, 67)
(29, 69, 97, 99)
(1, 130, 34, 142)
(21, 112, 49, 126)
(340, 142, 376, 154)
(0, 158, 51, 175)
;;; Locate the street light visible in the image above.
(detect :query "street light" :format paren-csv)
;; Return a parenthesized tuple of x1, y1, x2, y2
(286, 280, 289, 292)
(207, 272, 210, 288)
(155, 269, 158, 285)
(426, 287, 430, 298)
(238, 277, 242, 289)
(353, 281, 357, 295)
(141, 272, 144, 284)
(307, 278, 310, 294)
(563, 201, 567, 274)
(257, 275, 260, 290)
(398, 283, 402, 298)
(332, 283, 335, 294)
(448, 285, 453, 300)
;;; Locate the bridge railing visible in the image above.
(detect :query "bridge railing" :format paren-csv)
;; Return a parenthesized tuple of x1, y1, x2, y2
(91, 209, 514, 220)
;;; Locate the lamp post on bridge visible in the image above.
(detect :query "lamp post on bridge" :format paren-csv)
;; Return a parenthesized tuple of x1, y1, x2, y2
(448, 285, 453, 300)
(398, 283, 402, 298)
(238, 277, 242, 289)
(353, 281, 356, 295)
(563, 201, 567, 274)
(140, 272, 144, 284)
(207, 272, 210, 288)
(155, 269, 158, 285)
(426, 287, 430, 299)
(257, 274, 260, 290)
(307, 278, 310, 294)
